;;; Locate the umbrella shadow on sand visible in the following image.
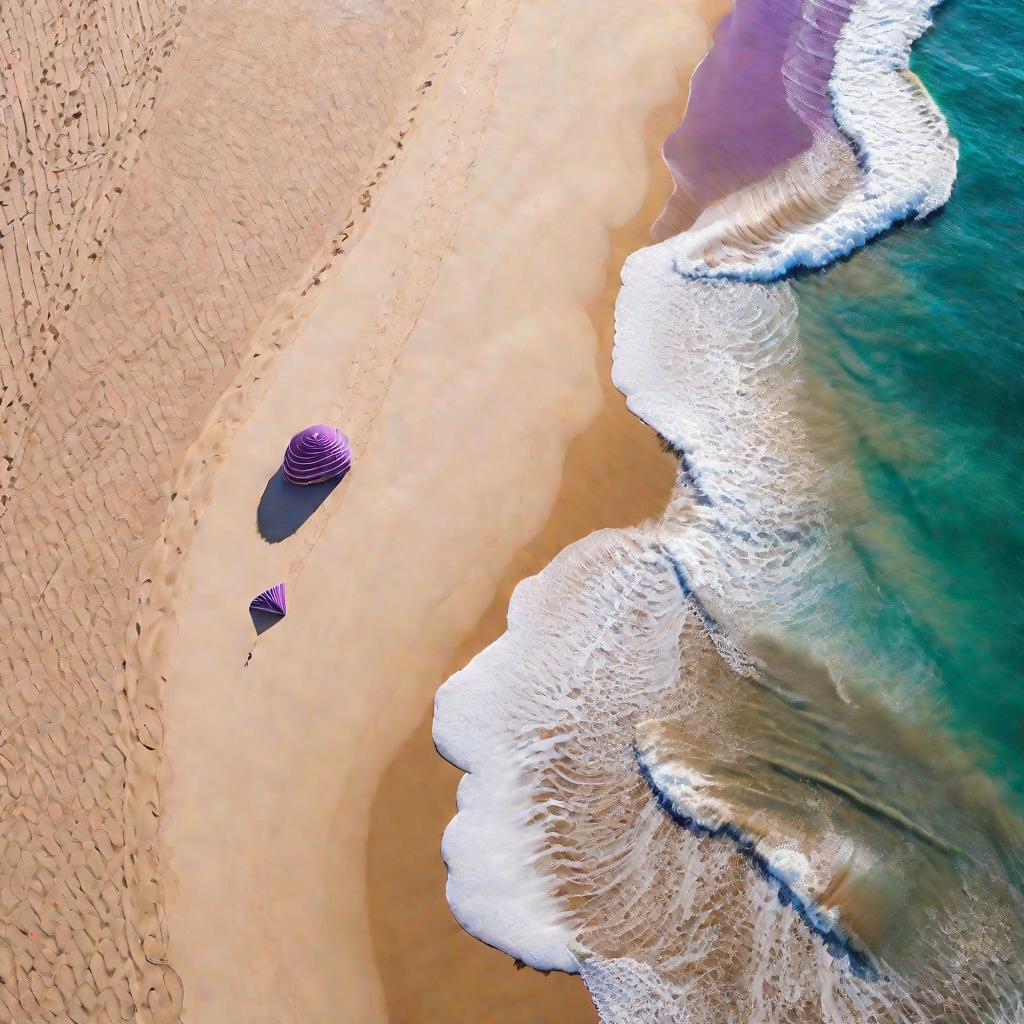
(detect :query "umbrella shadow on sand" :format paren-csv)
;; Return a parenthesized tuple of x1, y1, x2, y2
(256, 468, 340, 543)
(249, 607, 285, 635)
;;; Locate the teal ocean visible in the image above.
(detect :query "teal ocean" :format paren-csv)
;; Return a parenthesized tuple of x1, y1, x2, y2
(792, 0, 1024, 796)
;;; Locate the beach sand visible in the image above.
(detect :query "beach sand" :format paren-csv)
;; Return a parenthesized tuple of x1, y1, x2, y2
(0, 1, 455, 1018)
(0, 0, 718, 1019)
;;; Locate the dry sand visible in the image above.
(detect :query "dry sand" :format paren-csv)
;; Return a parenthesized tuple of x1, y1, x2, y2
(0, 0, 720, 1019)
(1, 1, 458, 1018)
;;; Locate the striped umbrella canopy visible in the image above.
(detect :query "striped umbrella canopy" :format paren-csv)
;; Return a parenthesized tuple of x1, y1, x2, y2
(250, 583, 287, 617)
(282, 424, 352, 485)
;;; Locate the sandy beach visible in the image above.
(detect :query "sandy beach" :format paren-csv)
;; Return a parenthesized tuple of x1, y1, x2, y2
(0, 0, 719, 1019)
(1, 0, 457, 1016)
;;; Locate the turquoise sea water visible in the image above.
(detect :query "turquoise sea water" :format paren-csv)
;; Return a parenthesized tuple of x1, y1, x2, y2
(792, 0, 1024, 796)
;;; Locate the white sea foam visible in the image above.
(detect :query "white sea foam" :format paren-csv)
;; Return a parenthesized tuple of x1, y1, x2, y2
(434, 620, 578, 972)
(668, 0, 957, 280)
(435, 526, 832, 992)
(613, 248, 832, 633)
(434, 517, 1024, 1020)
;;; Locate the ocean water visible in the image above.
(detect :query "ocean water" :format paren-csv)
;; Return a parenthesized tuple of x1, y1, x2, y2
(792, 0, 1024, 795)
(433, 0, 1024, 1019)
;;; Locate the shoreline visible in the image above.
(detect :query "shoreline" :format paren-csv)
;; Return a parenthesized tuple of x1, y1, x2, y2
(426, 0, 1024, 1019)
(364, 78, 701, 1022)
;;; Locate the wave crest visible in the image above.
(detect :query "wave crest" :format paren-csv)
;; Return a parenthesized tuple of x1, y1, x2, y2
(669, 0, 958, 280)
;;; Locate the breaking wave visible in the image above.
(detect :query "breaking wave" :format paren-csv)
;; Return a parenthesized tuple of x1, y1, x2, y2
(433, 0, 1024, 1020)
(664, 0, 957, 280)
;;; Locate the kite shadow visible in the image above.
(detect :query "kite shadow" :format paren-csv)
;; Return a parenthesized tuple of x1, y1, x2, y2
(249, 607, 284, 636)
(257, 468, 340, 543)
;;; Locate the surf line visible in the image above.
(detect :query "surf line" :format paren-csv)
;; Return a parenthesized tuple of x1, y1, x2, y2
(643, 548, 882, 978)
(633, 748, 880, 980)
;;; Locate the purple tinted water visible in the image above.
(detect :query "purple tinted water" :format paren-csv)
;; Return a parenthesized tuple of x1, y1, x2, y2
(784, 0, 854, 131)
(655, 0, 853, 238)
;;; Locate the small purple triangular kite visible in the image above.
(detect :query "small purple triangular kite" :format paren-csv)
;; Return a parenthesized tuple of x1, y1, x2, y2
(250, 583, 286, 617)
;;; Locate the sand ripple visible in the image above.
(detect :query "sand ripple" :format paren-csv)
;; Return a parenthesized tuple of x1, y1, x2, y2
(0, 1, 454, 1017)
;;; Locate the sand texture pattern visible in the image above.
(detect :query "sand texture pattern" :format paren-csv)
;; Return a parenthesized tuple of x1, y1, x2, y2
(0, 1, 458, 1019)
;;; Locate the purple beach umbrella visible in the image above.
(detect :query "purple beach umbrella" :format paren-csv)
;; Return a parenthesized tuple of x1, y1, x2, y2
(282, 424, 352, 485)
(250, 583, 287, 617)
